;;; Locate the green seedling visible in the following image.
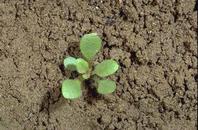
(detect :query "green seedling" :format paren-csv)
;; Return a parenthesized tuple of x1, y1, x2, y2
(62, 33, 119, 99)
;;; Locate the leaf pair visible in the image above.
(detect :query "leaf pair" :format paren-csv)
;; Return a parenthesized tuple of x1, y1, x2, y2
(95, 60, 118, 94)
(64, 57, 89, 74)
(64, 58, 119, 78)
(62, 79, 116, 99)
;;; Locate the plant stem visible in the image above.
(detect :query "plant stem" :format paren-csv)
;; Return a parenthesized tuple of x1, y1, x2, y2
(78, 75, 85, 82)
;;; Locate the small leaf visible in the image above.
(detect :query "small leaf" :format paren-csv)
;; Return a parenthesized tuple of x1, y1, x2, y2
(94, 59, 119, 77)
(82, 73, 90, 80)
(97, 80, 116, 94)
(76, 58, 89, 74)
(64, 57, 77, 71)
(80, 33, 102, 60)
(62, 79, 82, 99)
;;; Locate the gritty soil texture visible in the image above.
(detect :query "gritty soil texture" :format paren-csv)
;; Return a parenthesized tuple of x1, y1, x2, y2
(0, 0, 197, 130)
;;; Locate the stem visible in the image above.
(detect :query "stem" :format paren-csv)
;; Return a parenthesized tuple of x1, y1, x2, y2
(78, 75, 85, 82)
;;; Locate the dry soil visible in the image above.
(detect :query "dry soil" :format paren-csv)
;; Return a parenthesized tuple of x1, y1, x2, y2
(0, 0, 197, 130)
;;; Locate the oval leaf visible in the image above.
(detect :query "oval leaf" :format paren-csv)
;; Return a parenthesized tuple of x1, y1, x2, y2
(62, 79, 81, 99)
(64, 57, 77, 71)
(80, 33, 102, 60)
(94, 59, 119, 77)
(97, 80, 116, 94)
(76, 58, 89, 74)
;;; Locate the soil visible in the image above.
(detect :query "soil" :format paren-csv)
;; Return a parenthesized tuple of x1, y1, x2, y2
(0, 0, 197, 130)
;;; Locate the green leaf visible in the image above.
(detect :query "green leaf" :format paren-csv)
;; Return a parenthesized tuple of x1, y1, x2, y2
(76, 58, 89, 74)
(82, 73, 90, 80)
(94, 59, 119, 77)
(97, 80, 116, 94)
(64, 57, 77, 71)
(62, 79, 82, 99)
(80, 33, 102, 60)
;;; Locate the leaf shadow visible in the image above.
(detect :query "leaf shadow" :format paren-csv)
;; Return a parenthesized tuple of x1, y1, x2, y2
(39, 85, 72, 114)
(39, 79, 104, 114)
(83, 79, 103, 104)
(64, 42, 82, 58)
(194, 0, 198, 11)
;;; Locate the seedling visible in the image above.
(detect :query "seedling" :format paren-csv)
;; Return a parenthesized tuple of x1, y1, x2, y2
(62, 33, 119, 99)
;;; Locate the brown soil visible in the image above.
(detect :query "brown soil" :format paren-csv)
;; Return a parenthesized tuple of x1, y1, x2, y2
(0, 0, 197, 130)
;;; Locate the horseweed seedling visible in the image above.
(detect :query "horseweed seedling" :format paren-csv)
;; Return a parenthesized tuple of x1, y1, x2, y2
(62, 33, 119, 99)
